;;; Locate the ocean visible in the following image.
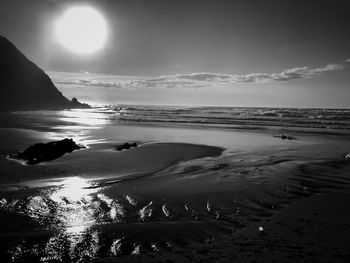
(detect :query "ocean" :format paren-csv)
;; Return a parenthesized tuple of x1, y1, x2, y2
(112, 105, 350, 131)
(6, 105, 350, 133)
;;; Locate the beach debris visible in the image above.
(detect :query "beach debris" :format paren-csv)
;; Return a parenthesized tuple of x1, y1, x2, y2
(184, 203, 190, 213)
(258, 226, 264, 231)
(206, 200, 212, 213)
(206, 200, 220, 219)
(162, 203, 170, 217)
(346, 153, 350, 160)
(184, 203, 197, 218)
(273, 134, 297, 140)
(125, 195, 137, 206)
(97, 194, 125, 221)
(139, 201, 153, 221)
(131, 244, 141, 255)
(11, 138, 84, 164)
(114, 142, 137, 151)
(151, 243, 160, 252)
(110, 238, 123, 256)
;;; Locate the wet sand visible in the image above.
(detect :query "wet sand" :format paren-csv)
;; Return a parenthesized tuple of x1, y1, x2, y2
(1, 141, 223, 185)
(0, 113, 350, 262)
(103, 193, 350, 263)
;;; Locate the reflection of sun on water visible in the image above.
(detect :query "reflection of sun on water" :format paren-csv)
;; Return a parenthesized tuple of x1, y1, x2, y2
(49, 177, 97, 233)
(7, 175, 131, 261)
(51, 177, 92, 202)
(59, 109, 110, 126)
(53, 108, 113, 146)
(8, 177, 105, 261)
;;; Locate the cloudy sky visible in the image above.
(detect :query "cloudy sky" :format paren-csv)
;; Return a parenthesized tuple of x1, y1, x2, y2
(1, 0, 350, 107)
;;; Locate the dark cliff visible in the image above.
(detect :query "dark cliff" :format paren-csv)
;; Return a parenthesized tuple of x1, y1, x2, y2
(0, 36, 89, 111)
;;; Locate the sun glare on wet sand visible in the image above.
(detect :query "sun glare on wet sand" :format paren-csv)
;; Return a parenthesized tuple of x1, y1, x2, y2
(48, 177, 97, 233)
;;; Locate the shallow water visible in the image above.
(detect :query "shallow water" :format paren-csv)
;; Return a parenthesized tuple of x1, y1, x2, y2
(0, 107, 349, 262)
(112, 105, 350, 132)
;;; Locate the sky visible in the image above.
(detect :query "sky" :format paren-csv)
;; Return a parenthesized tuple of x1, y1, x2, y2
(1, 0, 350, 107)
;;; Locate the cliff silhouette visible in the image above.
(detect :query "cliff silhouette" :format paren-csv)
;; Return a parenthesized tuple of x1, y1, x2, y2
(0, 36, 90, 111)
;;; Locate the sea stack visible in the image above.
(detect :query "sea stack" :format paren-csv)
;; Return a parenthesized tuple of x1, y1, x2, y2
(0, 36, 89, 111)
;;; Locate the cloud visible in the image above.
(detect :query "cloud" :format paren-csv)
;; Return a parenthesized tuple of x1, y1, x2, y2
(346, 58, 350, 63)
(174, 73, 232, 82)
(54, 75, 206, 90)
(256, 64, 343, 82)
(172, 64, 344, 84)
(55, 78, 134, 89)
(52, 62, 346, 90)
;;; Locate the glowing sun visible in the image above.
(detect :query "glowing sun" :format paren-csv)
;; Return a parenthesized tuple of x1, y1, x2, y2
(55, 6, 107, 54)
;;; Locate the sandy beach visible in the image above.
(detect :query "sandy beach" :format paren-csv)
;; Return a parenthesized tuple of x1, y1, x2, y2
(101, 193, 350, 263)
(0, 109, 350, 262)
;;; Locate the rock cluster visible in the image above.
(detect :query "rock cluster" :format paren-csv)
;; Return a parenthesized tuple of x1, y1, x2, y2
(273, 134, 296, 140)
(14, 138, 84, 164)
(114, 142, 137, 151)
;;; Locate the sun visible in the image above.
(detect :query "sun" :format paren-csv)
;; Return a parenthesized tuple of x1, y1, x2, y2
(55, 6, 108, 54)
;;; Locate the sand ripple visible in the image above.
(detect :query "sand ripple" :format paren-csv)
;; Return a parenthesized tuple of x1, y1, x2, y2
(0, 157, 349, 261)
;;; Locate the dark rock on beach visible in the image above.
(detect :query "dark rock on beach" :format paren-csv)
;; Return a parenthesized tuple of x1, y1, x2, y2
(274, 134, 297, 140)
(13, 138, 84, 164)
(114, 142, 137, 151)
(0, 36, 90, 111)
